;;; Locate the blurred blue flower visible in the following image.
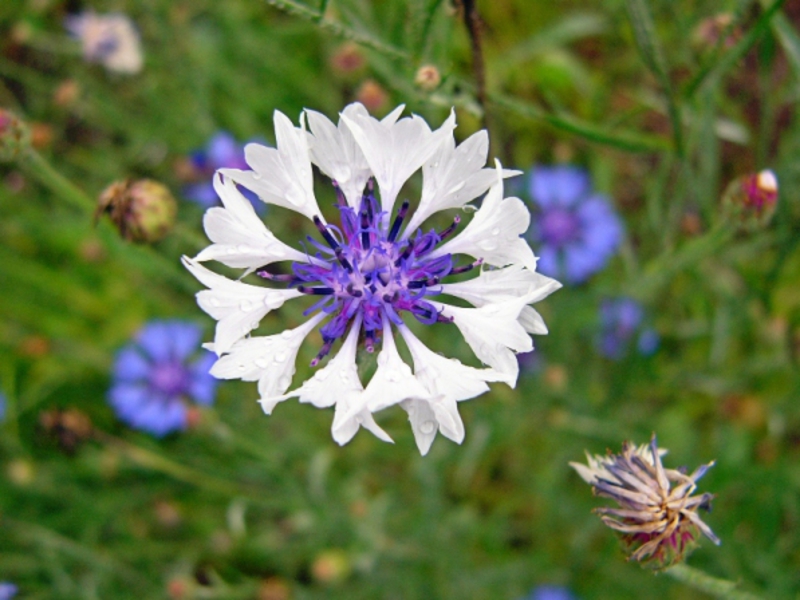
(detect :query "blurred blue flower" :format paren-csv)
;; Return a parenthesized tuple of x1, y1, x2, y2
(109, 320, 217, 436)
(597, 297, 659, 360)
(519, 585, 577, 600)
(0, 582, 17, 600)
(0, 392, 6, 422)
(185, 132, 262, 211)
(527, 166, 622, 284)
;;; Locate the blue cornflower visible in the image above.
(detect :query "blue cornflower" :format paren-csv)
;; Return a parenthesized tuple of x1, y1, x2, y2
(184, 103, 561, 454)
(109, 320, 217, 436)
(519, 586, 577, 600)
(0, 582, 17, 600)
(0, 392, 6, 422)
(185, 132, 262, 210)
(597, 297, 659, 360)
(527, 166, 622, 284)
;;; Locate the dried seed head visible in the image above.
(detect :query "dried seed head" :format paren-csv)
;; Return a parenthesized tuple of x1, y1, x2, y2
(570, 434, 720, 569)
(96, 179, 177, 243)
(0, 108, 31, 163)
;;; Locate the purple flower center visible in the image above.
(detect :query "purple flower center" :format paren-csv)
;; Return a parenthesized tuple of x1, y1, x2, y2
(539, 207, 581, 247)
(149, 361, 189, 396)
(259, 180, 480, 366)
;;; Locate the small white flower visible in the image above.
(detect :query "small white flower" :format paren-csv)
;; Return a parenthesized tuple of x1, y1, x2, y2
(65, 12, 143, 74)
(185, 103, 560, 453)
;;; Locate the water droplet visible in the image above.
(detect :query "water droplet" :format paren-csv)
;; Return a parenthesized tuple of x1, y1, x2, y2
(420, 420, 436, 434)
(254, 358, 269, 369)
(462, 205, 477, 213)
(377, 353, 389, 367)
(252, 173, 263, 180)
(281, 330, 293, 340)
(274, 351, 287, 363)
(209, 298, 221, 307)
(278, 376, 291, 389)
(385, 369, 400, 382)
(478, 239, 497, 251)
(272, 246, 286, 257)
(240, 300, 255, 312)
(250, 321, 260, 330)
(491, 227, 500, 236)
(237, 364, 247, 371)
(338, 371, 349, 382)
(237, 244, 251, 254)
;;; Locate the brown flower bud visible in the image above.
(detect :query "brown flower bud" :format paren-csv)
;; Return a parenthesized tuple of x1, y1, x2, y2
(96, 179, 177, 243)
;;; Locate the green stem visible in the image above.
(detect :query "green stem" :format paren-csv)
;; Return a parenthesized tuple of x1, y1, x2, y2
(625, 224, 733, 302)
(666, 564, 764, 600)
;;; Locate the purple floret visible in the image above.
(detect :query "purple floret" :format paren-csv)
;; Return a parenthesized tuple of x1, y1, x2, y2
(527, 166, 622, 284)
(108, 320, 217, 436)
(597, 297, 659, 360)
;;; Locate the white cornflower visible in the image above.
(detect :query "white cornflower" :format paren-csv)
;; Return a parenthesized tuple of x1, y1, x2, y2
(65, 12, 143, 74)
(184, 103, 561, 454)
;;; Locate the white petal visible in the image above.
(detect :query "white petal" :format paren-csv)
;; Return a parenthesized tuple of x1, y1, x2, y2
(400, 398, 439, 456)
(404, 130, 521, 235)
(207, 312, 325, 414)
(306, 103, 372, 210)
(397, 324, 506, 452)
(519, 306, 548, 335)
(182, 257, 303, 355)
(194, 175, 308, 270)
(220, 110, 322, 221)
(273, 317, 364, 408)
(341, 108, 457, 217)
(430, 291, 542, 386)
(440, 264, 561, 307)
(332, 394, 394, 446)
(430, 161, 538, 271)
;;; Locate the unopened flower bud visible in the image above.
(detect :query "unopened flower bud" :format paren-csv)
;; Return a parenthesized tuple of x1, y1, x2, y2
(355, 79, 388, 113)
(330, 42, 365, 75)
(0, 109, 31, 163)
(311, 549, 351, 584)
(414, 65, 441, 91)
(96, 179, 177, 243)
(722, 169, 778, 230)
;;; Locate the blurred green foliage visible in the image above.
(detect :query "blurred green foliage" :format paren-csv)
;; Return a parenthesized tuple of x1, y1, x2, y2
(1, 0, 800, 598)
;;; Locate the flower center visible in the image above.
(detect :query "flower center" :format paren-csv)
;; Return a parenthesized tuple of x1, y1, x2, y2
(540, 207, 580, 246)
(150, 361, 188, 396)
(258, 180, 480, 366)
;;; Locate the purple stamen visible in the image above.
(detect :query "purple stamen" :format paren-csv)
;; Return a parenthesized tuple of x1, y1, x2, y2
(273, 178, 484, 364)
(388, 200, 410, 242)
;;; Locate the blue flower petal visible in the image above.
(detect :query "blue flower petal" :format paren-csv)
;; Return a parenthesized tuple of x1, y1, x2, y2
(184, 182, 218, 207)
(564, 244, 600, 284)
(136, 322, 174, 363)
(162, 321, 202, 362)
(189, 352, 218, 406)
(113, 346, 151, 382)
(530, 166, 591, 208)
(207, 131, 241, 167)
(536, 244, 561, 279)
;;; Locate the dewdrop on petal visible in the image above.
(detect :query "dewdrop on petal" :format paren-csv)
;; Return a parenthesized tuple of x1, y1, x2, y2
(96, 179, 177, 243)
(722, 169, 778, 231)
(570, 434, 720, 569)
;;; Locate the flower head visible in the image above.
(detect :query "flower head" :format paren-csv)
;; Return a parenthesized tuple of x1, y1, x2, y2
(109, 320, 217, 436)
(184, 132, 262, 211)
(722, 169, 778, 231)
(184, 103, 561, 454)
(65, 12, 143, 74)
(519, 586, 577, 600)
(597, 297, 659, 360)
(527, 166, 622, 284)
(570, 434, 720, 568)
(0, 582, 17, 600)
